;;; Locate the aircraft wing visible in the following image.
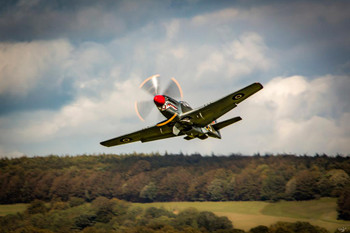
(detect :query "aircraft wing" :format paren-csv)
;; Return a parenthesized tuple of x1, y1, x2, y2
(100, 124, 179, 147)
(181, 82, 263, 127)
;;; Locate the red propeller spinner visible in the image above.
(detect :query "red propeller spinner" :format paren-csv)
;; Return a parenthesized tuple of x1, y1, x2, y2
(135, 75, 183, 121)
(154, 95, 165, 106)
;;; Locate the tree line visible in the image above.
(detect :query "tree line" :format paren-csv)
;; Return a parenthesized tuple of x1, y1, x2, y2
(0, 197, 331, 233)
(0, 153, 350, 218)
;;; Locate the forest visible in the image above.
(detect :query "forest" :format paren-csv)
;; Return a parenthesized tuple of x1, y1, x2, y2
(1, 153, 350, 220)
(0, 197, 332, 233)
(1, 153, 350, 232)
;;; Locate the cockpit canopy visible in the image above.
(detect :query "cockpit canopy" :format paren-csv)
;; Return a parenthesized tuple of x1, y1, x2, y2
(180, 101, 192, 113)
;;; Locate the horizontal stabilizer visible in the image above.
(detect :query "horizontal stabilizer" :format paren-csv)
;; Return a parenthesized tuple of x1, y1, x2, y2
(212, 116, 242, 130)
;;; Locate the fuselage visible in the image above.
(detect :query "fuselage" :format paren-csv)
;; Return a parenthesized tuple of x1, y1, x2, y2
(153, 95, 221, 140)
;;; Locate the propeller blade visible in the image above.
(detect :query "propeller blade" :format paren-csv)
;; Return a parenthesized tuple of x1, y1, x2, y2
(135, 100, 154, 121)
(163, 77, 183, 99)
(139, 74, 160, 96)
(135, 75, 184, 123)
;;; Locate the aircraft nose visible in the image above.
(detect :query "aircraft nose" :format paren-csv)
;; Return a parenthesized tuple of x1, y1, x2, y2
(154, 95, 165, 106)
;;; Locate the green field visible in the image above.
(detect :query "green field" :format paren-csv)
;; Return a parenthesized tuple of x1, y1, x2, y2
(1, 198, 349, 232)
(0, 203, 28, 216)
(133, 198, 350, 232)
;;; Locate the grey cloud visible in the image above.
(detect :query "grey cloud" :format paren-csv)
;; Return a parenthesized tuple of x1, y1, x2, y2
(1, 0, 348, 77)
(229, 75, 350, 155)
(0, 39, 117, 115)
(0, 0, 174, 41)
(188, 1, 350, 76)
(0, 39, 74, 114)
(0, 82, 73, 115)
(323, 75, 350, 117)
(244, 2, 350, 76)
(0, 0, 349, 156)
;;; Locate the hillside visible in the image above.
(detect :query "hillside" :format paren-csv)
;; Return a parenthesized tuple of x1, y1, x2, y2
(1, 198, 336, 233)
(135, 198, 349, 232)
(1, 153, 349, 203)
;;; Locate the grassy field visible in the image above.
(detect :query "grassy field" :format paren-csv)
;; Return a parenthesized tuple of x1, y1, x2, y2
(0, 203, 28, 216)
(1, 198, 349, 232)
(133, 198, 350, 232)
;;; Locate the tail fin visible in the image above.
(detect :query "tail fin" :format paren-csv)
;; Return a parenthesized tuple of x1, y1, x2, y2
(212, 116, 242, 131)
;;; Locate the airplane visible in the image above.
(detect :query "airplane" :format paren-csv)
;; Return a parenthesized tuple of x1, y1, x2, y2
(100, 75, 263, 147)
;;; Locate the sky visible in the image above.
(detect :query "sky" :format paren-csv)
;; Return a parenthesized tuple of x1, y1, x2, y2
(0, 0, 349, 157)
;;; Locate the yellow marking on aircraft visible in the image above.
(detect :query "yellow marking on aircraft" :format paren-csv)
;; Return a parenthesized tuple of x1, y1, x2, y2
(157, 113, 178, 127)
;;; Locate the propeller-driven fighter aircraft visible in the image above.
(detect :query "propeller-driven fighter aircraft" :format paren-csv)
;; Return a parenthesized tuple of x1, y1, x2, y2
(100, 75, 263, 147)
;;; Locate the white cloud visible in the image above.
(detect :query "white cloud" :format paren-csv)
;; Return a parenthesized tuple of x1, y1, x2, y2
(0, 146, 25, 158)
(4, 78, 140, 142)
(63, 41, 115, 96)
(164, 19, 180, 40)
(195, 32, 272, 81)
(228, 32, 271, 70)
(272, 115, 349, 154)
(0, 1, 349, 156)
(257, 75, 349, 120)
(0, 39, 72, 96)
(191, 8, 239, 26)
(1, 69, 348, 156)
(0, 76, 145, 156)
(230, 75, 350, 155)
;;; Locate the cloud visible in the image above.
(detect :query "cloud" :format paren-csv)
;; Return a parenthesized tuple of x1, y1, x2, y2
(191, 8, 239, 26)
(0, 0, 170, 41)
(189, 3, 350, 76)
(6, 78, 139, 139)
(0, 39, 119, 114)
(63, 42, 116, 96)
(0, 76, 145, 156)
(195, 32, 272, 82)
(258, 75, 350, 120)
(164, 19, 181, 40)
(272, 115, 350, 155)
(2, 73, 348, 157)
(0, 39, 76, 115)
(0, 39, 72, 96)
(0, 146, 24, 158)
(229, 75, 350, 155)
(0, 1, 349, 156)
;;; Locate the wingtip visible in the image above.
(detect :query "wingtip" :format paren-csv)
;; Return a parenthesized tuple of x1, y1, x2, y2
(255, 82, 263, 89)
(100, 141, 108, 147)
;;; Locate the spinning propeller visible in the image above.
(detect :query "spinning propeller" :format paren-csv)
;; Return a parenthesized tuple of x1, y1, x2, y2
(135, 74, 183, 121)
